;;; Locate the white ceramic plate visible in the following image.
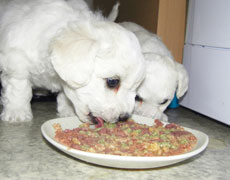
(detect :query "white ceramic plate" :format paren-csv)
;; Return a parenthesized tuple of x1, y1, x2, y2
(41, 115, 209, 169)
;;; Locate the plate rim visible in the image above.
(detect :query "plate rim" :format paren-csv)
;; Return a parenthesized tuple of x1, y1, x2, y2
(41, 115, 209, 165)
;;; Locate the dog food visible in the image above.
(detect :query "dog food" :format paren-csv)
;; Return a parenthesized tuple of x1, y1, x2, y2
(54, 119, 197, 156)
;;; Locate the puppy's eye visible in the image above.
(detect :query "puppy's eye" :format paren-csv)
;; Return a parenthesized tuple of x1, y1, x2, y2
(135, 95, 143, 102)
(106, 78, 120, 89)
(160, 99, 168, 105)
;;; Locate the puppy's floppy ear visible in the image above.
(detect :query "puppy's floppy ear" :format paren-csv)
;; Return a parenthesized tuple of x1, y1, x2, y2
(107, 2, 120, 21)
(50, 23, 98, 88)
(176, 62, 189, 98)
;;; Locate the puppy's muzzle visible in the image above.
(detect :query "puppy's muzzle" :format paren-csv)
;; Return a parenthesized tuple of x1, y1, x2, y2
(118, 113, 130, 122)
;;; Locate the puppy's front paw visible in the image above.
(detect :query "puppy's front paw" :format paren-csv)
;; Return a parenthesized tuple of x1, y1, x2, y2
(57, 92, 76, 117)
(57, 107, 75, 117)
(1, 108, 33, 122)
(161, 113, 168, 122)
(58, 110, 75, 117)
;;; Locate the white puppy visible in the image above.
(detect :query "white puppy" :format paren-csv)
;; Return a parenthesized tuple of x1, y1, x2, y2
(108, 5, 189, 121)
(120, 22, 189, 122)
(0, 0, 145, 124)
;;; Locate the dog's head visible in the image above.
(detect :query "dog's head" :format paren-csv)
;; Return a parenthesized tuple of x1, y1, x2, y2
(50, 21, 145, 123)
(134, 53, 188, 121)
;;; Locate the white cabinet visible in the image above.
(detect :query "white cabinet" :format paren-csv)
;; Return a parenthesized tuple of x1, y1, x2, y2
(186, 0, 230, 48)
(180, 0, 230, 125)
(181, 45, 230, 125)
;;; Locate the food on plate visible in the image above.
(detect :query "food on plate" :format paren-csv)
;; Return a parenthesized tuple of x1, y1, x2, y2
(54, 119, 197, 156)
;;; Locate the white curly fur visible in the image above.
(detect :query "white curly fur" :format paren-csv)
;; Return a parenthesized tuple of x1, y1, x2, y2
(121, 22, 189, 122)
(0, 0, 145, 123)
(108, 4, 189, 121)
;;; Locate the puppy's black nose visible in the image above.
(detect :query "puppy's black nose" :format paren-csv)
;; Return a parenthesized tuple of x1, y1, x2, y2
(118, 113, 130, 122)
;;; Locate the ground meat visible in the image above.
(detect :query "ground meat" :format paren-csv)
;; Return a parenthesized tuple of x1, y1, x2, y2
(54, 119, 197, 157)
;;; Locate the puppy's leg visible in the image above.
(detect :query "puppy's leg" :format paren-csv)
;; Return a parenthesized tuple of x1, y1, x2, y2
(57, 92, 75, 117)
(154, 109, 168, 122)
(1, 76, 33, 122)
(161, 113, 168, 122)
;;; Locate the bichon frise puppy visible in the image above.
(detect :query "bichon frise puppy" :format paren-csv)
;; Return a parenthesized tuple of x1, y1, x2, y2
(0, 0, 145, 124)
(120, 22, 189, 122)
(108, 4, 188, 121)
